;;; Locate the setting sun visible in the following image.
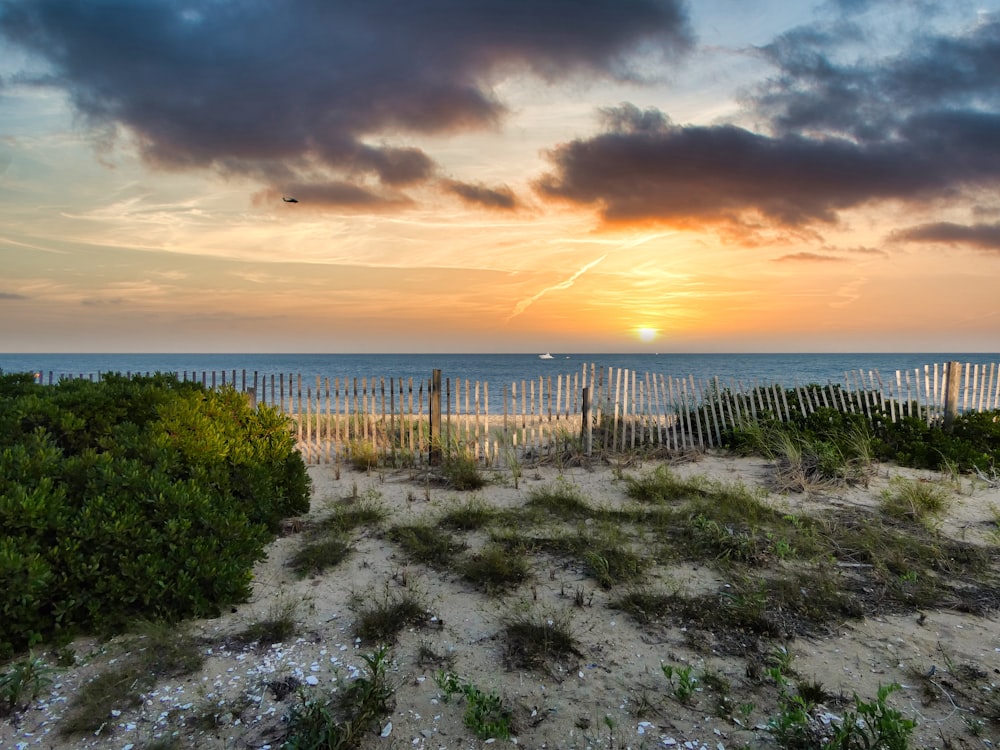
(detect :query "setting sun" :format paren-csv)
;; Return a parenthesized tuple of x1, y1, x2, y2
(637, 327, 657, 343)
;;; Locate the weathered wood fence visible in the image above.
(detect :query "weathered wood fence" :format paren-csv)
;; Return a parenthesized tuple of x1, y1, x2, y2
(274, 360, 1000, 465)
(30, 361, 1000, 465)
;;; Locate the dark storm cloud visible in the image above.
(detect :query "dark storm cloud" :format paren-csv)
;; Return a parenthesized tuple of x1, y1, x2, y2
(536, 104, 994, 226)
(442, 180, 518, 210)
(0, 0, 692, 204)
(538, 14, 1000, 230)
(892, 221, 1000, 252)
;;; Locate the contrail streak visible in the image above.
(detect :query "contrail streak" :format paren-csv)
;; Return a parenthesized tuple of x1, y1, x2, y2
(505, 254, 607, 323)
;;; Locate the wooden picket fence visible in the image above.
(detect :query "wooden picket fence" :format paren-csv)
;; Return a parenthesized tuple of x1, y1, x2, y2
(254, 360, 1000, 466)
(29, 360, 1000, 466)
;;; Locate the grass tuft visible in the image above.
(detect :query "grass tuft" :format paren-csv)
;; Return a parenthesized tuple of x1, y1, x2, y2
(502, 610, 581, 672)
(438, 496, 498, 530)
(440, 450, 488, 490)
(233, 596, 303, 648)
(459, 543, 531, 593)
(62, 623, 205, 735)
(880, 476, 950, 524)
(351, 585, 430, 643)
(288, 536, 352, 578)
(387, 523, 468, 568)
(526, 480, 593, 518)
(320, 489, 388, 533)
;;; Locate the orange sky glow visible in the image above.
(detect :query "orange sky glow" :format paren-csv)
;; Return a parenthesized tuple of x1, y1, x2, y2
(1, 1, 998, 353)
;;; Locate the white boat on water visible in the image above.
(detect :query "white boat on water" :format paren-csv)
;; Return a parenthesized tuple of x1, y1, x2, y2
(538, 353, 554, 359)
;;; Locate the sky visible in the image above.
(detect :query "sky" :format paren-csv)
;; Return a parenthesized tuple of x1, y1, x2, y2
(1, 0, 999, 354)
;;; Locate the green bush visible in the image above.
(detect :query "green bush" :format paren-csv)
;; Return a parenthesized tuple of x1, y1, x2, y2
(720, 384, 1000, 474)
(873, 413, 997, 471)
(0, 373, 310, 658)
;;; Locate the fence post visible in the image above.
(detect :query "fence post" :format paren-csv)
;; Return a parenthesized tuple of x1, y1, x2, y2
(429, 369, 442, 465)
(581, 386, 592, 456)
(943, 361, 962, 432)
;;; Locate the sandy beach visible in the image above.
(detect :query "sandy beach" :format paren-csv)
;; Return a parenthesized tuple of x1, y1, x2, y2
(3, 451, 999, 749)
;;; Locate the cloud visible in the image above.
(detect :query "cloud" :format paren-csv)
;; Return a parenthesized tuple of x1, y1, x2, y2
(0, 290, 28, 300)
(0, 0, 692, 205)
(892, 221, 1000, 251)
(537, 14, 1000, 230)
(752, 12, 1000, 143)
(442, 179, 518, 210)
(773, 252, 846, 262)
(536, 103, 964, 227)
(842, 245, 887, 257)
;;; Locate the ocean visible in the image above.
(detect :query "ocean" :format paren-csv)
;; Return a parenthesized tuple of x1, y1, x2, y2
(3, 352, 998, 391)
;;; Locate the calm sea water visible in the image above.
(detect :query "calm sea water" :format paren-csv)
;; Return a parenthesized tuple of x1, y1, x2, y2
(3, 352, 998, 391)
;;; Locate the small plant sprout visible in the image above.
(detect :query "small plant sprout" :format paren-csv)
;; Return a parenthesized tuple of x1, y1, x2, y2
(769, 644, 795, 675)
(434, 671, 514, 740)
(829, 683, 916, 749)
(736, 701, 755, 725)
(1, 653, 53, 716)
(661, 663, 697, 704)
(282, 645, 394, 749)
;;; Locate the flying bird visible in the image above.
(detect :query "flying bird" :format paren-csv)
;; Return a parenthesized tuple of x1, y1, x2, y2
(282, 196, 299, 203)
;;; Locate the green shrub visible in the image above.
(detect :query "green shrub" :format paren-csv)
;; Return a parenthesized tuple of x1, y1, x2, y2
(871, 411, 999, 471)
(0, 374, 310, 658)
(724, 398, 1000, 475)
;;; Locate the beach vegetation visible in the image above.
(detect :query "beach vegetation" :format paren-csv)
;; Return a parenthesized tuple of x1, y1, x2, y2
(526, 479, 594, 518)
(767, 682, 915, 750)
(387, 523, 467, 568)
(661, 663, 698, 704)
(230, 595, 304, 649)
(435, 670, 515, 740)
(879, 476, 950, 525)
(502, 609, 581, 672)
(458, 542, 531, 593)
(720, 388, 1000, 475)
(439, 446, 488, 490)
(320, 489, 388, 533)
(527, 524, 647, 589)
(0, 651, 53, 716)
(288, 535, 352, 578)
(438, 496, 498, 530)
(498, 432, 524, 488)
(350, 584, 431, 643)
(282, 645, 394, 750)
(624, 464, 716, 503)
(347, 439, 379, 472)
(0, 372, 310, 659)
(726, 410, 876, 489)
(609, 587, 677, 625)
(61, 623, 205, 735)
(288, 493, 385, 578)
